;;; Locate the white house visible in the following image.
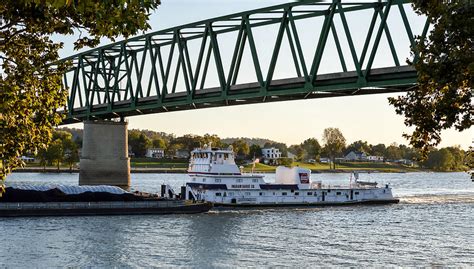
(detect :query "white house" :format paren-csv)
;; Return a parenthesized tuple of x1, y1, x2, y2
(344, 151, 367, 161)
(367, 155, 384, 162)
(146, 148, 165, 158)
(261, 147, 282, 164)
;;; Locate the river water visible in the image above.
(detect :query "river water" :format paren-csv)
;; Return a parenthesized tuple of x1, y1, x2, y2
(1, 172, 473, 267)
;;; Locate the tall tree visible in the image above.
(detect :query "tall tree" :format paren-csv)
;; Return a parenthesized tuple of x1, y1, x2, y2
(322, 128, 346, 169)
(385, 143, 402, 161)
(1, 0, 161, 193)
(248, 144, 262, 160)
(388, 1, 473, 157)
(47, 139, 63, 171)
(301, 138, 321, 161)
(63, 136, 79, 171)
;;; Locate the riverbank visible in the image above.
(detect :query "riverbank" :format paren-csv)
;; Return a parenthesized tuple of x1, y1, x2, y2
(15, 165, 424, 174)
(15, 167, 188, 173)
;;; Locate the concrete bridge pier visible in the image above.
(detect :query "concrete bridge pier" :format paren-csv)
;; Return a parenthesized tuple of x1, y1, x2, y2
(79, 120, 130, 188)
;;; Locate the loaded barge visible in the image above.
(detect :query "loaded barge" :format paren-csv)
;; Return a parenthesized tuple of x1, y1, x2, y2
(0, 185, 211, 217)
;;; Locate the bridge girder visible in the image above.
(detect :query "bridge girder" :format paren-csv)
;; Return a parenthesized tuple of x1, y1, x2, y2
(60, 0, 428, 124)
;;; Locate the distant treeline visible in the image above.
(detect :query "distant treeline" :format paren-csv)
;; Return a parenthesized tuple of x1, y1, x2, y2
(30, 127, 471, 172)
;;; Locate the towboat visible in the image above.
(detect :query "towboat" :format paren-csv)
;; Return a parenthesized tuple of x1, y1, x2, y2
(184, 145, 399, 207)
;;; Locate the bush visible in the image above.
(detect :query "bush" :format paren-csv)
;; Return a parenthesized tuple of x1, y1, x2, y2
(276, 157, 293, 166)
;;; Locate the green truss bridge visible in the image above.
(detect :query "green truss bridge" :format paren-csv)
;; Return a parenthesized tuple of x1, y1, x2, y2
(61, 0, 428, 124)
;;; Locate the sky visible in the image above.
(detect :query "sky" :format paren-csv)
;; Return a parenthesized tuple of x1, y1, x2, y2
(58, 0, 472, 149)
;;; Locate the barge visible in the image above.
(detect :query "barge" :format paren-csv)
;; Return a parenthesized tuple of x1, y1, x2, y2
(0, 184, 211, 217)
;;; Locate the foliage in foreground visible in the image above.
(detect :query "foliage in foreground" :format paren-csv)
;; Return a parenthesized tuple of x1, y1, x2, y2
(389, 1, 473, 157)
(0, 0, 161, 193)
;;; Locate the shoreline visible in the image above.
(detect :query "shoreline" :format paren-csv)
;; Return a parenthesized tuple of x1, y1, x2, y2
(14, 167, 424, 174)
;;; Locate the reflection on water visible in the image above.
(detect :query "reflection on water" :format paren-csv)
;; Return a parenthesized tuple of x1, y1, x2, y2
(1, 172, 473, 267)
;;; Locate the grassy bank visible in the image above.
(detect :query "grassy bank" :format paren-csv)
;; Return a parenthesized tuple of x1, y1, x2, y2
(21, 158, 424, 173)
(243, 162, 423, 173)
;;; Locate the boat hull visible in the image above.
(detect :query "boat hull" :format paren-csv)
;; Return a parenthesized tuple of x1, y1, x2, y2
(0, 201, 212, 217)
(212, 198, 400, 208)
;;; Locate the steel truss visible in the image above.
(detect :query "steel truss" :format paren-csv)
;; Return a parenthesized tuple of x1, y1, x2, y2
(60, 0, 428, 124)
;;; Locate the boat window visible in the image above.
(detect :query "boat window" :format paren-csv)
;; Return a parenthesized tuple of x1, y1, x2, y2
(290, 189, 295, 193)
(245, 192, 251, 196)
(336, 192, 341, 195)
(273, 192, 276, 195)
(228, 192, 234, 196)
(215, 179, 221, 183)
(327, 190, 331, 193)
(307, 192, 313, 195)
(252, 179, 258, 183)
(236, 179, 243, 183)
(282, 192, 287, 196)
(295, 192, 299, 196)
(203, 178, 206, 182)
(355, 192, 359, 195)
(259, 192, 263, 196)
(314, 192, 317, 196)
(215, 193, 222, 196)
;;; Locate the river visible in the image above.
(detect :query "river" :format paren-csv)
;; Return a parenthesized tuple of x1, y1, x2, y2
(1, 172, 473, 267)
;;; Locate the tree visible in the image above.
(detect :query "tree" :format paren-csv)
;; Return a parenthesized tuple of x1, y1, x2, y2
(388, 1, 473, 157)
(424, 148, 455, 171)
(385, 143, 402, 161)
(248, 144, 262, 160)
(201, 134, 223, 148)
(152, 137, 166, 149)
(446, 146, 466, 171)
(345, 140, 371, 155)
(136, 134, 152, 157)
(63, 137, 79, 171)
(232, 139, 250, 159)
(288, 145, 305, 162)
(371, 143, 386, 157)
(301, 138, 321, 161)
(322, 128, 346, 169)
(1, 0, 161, 193)
(47, 139, 63, 171)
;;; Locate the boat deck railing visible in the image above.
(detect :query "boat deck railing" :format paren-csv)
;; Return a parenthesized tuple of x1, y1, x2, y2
(312, 183, 380, 190)
(0, 200, 186, 210)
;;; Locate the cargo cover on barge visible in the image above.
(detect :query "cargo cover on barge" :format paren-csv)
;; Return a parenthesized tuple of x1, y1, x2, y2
(0, 185, 211, 217)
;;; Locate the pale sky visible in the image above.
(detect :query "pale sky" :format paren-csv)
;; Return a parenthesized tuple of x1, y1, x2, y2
(60, 0, 472, 149)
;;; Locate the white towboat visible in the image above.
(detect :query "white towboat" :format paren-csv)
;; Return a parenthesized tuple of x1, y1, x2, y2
(184, 145, 399, 207)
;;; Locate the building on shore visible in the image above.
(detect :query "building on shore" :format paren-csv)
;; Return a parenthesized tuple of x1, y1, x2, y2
(146, 148, 165, 158)
(261, 147, 282, 165)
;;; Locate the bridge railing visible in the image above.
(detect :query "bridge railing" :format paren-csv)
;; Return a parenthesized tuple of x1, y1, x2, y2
(60, 0, 428, 123)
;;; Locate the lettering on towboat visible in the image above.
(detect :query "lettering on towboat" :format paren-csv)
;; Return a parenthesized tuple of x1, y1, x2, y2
(230, 184, 255, 189)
